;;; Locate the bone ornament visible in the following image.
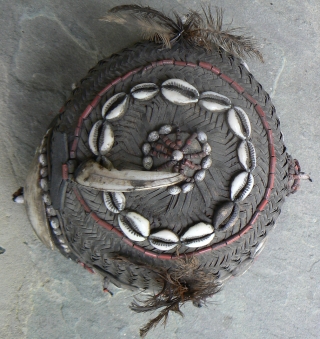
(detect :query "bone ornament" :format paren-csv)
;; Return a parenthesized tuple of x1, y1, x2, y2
(75, 160, 185, 192)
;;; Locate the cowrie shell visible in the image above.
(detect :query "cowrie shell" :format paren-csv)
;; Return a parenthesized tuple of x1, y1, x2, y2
(182, 182, 194, 193)
(131, 83, 159, 101)
(149, 230, 179, 251)
(180, 222, 215, 248)
(167, 185, 181, 195)
(103, 191, 126, 214)
(230, 172, 254, 201)
(147, 131, 159, 142)
(118, 215, 145, 242)
(227, 107, 251, 140)
(159, 125, 173, 135)
(161, 79, 199, 105)
(202, 143, 211, 155)
(49, 217, 60, 229)
(42, 193, 52, 206)
(194, 169, 206, 182)
(123, 212, 150, 237)
(238, 140, 257, 172)
(142, 143, 151, 155)
(199, 91, 231, 112)
(143, 156, 153, 170)
(197, 131, 207, 144)
(201, 156, 212, 169)
(212, 202, 240, 231)
(89, 121, 114, 156)
(88, 120, 102, 156)
(102, 93, 128, 121)
(39, 154, 47, 166)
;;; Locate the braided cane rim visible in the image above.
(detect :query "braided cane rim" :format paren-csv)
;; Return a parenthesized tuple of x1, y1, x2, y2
(63, 59, 276, 261)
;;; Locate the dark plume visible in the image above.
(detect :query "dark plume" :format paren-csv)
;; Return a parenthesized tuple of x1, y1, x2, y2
(102, 5, 263, 61)
(129, 256, 222, 337)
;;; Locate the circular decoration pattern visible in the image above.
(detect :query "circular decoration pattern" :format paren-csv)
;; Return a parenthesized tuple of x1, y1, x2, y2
(79, 76, 258, 252)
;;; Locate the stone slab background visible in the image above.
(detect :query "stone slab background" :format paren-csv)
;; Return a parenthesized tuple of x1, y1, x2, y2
(0, 1, 319, 338)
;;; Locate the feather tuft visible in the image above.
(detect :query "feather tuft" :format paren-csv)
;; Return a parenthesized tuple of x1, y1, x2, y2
(129, 256, 222, 337)
(102, 4, 263, 61)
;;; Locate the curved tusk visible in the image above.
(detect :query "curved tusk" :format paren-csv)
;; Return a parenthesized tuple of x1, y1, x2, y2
(74, 160, 185, 192)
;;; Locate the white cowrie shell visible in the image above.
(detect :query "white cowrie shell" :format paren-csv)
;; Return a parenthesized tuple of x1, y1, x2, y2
(227, 107, 251, 140)
(102, 93, 128, 121)
(167, 185, 181, 195)
(180, 222, 215, 248)
(149, 230, 179, 251)
(230, 172, 254, 201)
(131, 83, 159, 101)
(238, 140, 257, 172)
(202, 143, 211, 155)
(159, 125, 173, 135)
(88, 120, 103, 156)
(212, 202, 240, 231)
(118, 214, 146, 242)
(99, 122, 114, 155)
(182, 182, 194, 193)
(148, 131, 159, 142)
(194, 169, 206, 182)
(201, 156, 212, 169)
(49, 217, 60, 229)
(197, 131, 207, 144)
(123, 211, 150, 238)
(40, 178, 49, 191)
(161, 79, 199, 105)
(199, 91, 231, 112)
(42, 193, 51, 205)
(143, 156, 153, 170)
(39, 154, 47, 166)
(103, 191, 126, 214)
(142, 143, 151, 155)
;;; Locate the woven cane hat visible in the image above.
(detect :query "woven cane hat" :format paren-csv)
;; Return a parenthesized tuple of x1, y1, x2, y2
(19, 5, 310, 337)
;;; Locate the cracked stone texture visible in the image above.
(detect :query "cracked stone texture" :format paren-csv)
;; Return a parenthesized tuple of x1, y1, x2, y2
(1, 0, 319, 338)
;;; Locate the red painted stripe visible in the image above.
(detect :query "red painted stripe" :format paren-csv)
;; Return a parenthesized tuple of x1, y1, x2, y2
(257, 198, 269, 211)
(219, 73, 233, 84)
(242, 92, 258, 106)
(199, 61, 213, 71)
(226, 234, 241, 245)
(186, 62, 197, 68)
(144, 250, 158, 258)
(81, 105, 93, 119)
(112, 228, 123, 238)
(90, 95, 101, 108)
(230, 82, 245, 94)
(98, 84, 113, 97)
(123, 238, 134, 247)
(62, 164, 69, 180)
(96, 218, 114, 231)
(162, 59, 174, 65)
(158, 253, 173, 260)
(73, 187, 91, 213)
(211, 66, 221, 75)
(174, 60, 187, 66)
(133, 244, 146, 253)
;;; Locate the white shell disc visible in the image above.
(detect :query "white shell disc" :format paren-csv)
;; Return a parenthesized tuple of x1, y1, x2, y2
(102, 93, 128, 121)
(161, 79, 199, 105)
(99, 122, 114, 155)
(149, 230, 179, 251)
(180, 222, 214, 241)
(88, 120, 102, 155)
(125, 211, 150, 237)
(131, 83, 159, 101)
(199, 91, 231, 112)
(118, 215, 146, 242)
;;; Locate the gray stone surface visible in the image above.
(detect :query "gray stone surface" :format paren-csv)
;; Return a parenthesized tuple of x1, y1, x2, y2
(1, 1, 319, 338)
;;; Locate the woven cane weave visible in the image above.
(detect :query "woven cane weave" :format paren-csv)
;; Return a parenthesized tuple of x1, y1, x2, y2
(24, 40, 289, 293)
